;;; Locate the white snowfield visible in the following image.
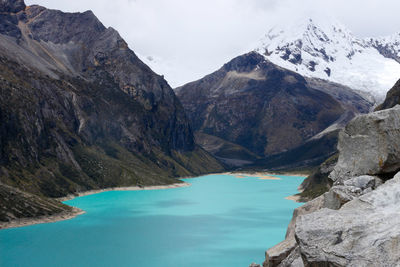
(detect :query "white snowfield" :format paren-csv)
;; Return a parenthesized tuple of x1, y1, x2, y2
(255, 18, 400, 101)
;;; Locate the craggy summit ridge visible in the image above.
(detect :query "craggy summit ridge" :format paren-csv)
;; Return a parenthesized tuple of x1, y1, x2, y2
(256, 18, 400, 100)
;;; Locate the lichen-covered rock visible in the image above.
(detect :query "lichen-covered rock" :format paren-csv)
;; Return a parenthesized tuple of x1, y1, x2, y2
(330, 105, 400, 183)
(295, 172, 400, 267)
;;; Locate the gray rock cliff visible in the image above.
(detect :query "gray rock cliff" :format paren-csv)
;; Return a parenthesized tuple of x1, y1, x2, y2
(261, 103, 400, 267)
(330, 105, 400, 183)
(296, 172, 400, 266)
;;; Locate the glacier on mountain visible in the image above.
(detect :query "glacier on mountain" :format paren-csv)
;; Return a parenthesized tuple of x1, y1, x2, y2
(255, 18, 400, 101)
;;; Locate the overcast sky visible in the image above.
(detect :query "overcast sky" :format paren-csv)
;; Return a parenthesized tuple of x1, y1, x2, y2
(26, 0, 400, 87)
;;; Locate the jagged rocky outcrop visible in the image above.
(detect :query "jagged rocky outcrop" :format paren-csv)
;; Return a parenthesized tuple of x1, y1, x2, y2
(296, 173, 400, 266)
(330, 105, 400, 183)
(261, 103, 400, 267)
(0, 0, 223, 222)
(177, 52, 371, 168)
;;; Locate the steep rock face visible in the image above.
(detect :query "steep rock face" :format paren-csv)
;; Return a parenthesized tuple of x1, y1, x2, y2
(296, 173, 400, 267)
(330, 105, 400, 183)
(265, 196, 325, 267)
(262, 99, 400, 267)
(0, 1, 223, 202)
(177, 52, 371, 167)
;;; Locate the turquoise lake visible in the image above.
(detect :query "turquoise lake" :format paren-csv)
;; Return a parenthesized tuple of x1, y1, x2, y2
(0, 174, 304, 267)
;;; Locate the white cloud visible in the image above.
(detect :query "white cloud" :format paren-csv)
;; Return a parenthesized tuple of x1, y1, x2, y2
(25, 0, 400, 87)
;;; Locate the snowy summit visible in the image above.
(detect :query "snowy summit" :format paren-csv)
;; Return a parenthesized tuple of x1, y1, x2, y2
(255, 18, 400, 101)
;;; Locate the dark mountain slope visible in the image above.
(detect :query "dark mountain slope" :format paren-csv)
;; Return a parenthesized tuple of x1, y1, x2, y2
(176, 52, 371, 167)
(0, 0, 223, 207)
(0, 183, 73, 224)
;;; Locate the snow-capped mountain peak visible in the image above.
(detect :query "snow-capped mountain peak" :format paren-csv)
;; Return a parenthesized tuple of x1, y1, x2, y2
(367, 32, 400, 63)
(255, 18, 400, 101)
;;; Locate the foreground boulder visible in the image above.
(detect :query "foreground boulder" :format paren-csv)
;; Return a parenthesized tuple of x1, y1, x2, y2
(261, 102, 400, 267)
(330, 105, 400, 183)
(296, 172, 400, 266)
(264, 195, 326, 267)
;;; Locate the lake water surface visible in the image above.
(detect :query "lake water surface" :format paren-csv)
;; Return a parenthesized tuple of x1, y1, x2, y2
(0, 174, 304, 267)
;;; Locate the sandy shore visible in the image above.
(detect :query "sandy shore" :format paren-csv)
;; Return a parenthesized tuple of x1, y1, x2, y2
(57, 182, 191, 202)
(225, 171, 307, 177)
(285, 184, 305, 203)
(226, 171, 305, 202)
(285, 195, 302, 202)
(232, 172, 281, 180)
(0, 182, 190, 230)
(0, 208, 85, 230)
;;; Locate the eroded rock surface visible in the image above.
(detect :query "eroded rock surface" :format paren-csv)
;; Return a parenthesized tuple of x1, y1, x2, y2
(261, 102, 400, 267)
(330, 105, 400, 183)
(296, 172, 400, 267)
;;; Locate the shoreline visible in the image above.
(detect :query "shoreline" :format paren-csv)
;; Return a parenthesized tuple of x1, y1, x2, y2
(224, 171, 308, 177)
(204, 171, 307, 202)
(182, 171, 309, 179)
(285, 185, 305, 203)
(0, 208, 85, 230)
(0, 182, 190, 230)
(231, 172, 281, 180)
(285, 194, 302, 202)
(57, 182, 191, 202)
(1, 172, 305, 230)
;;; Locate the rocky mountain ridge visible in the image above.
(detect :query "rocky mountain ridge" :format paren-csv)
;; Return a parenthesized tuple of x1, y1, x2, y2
(177, 52, 372, 168)
(0, 0, 223, 223)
